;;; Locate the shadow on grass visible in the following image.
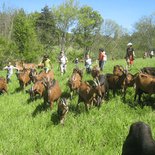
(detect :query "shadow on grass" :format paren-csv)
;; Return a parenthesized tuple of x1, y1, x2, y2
(11, 87, 23, 94)
(142, 96, 155, 110)
(69, 103, 81, 115)
(61, 91, 70, 99)
(27, 96, 42, 104)
(32, 103, 49, 117)
(124, 95, 155, 110)
(50, 112, 59, 125)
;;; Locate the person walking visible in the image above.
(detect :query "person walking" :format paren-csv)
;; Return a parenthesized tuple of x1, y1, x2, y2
(42, 55, 52, 73)
(85, 54, 92, 73)
(125, 43, 135, 68)
(59, 51, 68, 75)
(150, 50, 154, 58)
(103, 51, 107, 65)
(3, 62, 16, 83)
(98, 48, 105, 71)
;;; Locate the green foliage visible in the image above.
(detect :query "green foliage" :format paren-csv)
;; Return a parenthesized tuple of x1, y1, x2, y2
(0, 58, 155, 154)
(73, 6, 103, 50)
(52, 0, 79, 51)
(134, 14, 155, 51)
(0, 1, 155, 64)
(35, 6, 58, 46)
(12, 9, 43, 62)
(0, 37, 18, 68)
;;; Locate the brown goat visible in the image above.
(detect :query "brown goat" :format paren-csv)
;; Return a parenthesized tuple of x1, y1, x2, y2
(106, 73, 126, 98)
(57, 98, 69, 125)
(77, 81, 102, 111)
(113, 65, 125, 76)
(16, 69, 31, 89)
(134, 73, 155, 104)
(23, 63, 36, 70)
(68, 68, 83, 99)
(15, 61, 23, 72)
(27, 80, 45, 101)
(91, 65, 100, 79)
(43, 78, 62, 109)
(141, 67, 155, 76)
(91, 66, 109, 100)
(30, 69, 54, 83)
(0, 77, 7, 94)
(107, 65, 137, 100)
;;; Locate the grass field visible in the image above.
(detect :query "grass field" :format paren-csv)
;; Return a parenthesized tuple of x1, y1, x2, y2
(0, 57, 155, 155)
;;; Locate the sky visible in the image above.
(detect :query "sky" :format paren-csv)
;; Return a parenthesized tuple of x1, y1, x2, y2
(1, 0, 155, 32)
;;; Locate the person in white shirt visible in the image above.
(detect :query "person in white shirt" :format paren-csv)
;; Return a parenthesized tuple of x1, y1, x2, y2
(3, 62, 16, 83)
(59, 51, 68, 75)
(85, 54, 92, 73)
(150, 50, 154, 58)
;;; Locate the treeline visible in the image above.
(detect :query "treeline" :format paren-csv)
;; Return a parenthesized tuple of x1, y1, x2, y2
(0, 0, 155, 66)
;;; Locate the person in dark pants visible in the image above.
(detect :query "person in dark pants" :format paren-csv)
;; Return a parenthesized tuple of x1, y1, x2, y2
(125, 43, 135, 69)
(85, 54, 92, 73)
(98, 48, 105, 71)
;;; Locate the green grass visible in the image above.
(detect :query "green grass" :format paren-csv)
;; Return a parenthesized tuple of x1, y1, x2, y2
(0, 58, 155, 155)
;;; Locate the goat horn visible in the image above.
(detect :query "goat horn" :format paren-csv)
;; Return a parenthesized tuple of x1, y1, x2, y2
(95, 78, 100, 85)
(93, 80, 98, 86)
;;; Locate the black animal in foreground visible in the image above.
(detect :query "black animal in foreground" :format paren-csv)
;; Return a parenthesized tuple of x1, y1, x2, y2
(122, 121, 155, 155)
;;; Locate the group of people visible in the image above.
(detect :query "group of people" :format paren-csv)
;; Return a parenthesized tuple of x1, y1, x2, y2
(41, 51, 68, 76)
(3, 42, 140, 83)
(3, 51, 68, 84)
(83, 48, 107, 73)
(143, 50, 154, 59)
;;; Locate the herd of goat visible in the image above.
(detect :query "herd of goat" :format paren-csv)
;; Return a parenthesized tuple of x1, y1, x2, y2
(0, 63, 155, 122)
(0, 62, 155, 154)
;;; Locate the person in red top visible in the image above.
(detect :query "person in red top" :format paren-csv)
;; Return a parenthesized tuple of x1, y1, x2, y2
(98, 48, 105, 71)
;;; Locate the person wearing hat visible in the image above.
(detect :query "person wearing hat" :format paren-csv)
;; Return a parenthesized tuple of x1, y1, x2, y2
(125, 43, 135, 68)
(3, 62, 16, 83)
(98, 48, 105, 71)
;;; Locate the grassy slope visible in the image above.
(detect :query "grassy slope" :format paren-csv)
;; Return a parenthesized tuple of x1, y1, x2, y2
(0, 58, 155, 155)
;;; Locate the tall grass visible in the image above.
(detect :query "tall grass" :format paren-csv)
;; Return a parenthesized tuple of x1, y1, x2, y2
(0, 57, 155, 155)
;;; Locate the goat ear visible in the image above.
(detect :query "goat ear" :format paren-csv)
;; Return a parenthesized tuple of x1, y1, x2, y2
(140, 74, 148, 78)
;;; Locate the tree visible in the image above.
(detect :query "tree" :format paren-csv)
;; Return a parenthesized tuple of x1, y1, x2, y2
(73, 6, 103, 51)
(101, 19, 128, 59)
(12, 9, 43, 62)
(52, 0, 79, 51)
(134, 14, 155, 51)
(0, 3, 15, 40)
(35, 6, 57, 47)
